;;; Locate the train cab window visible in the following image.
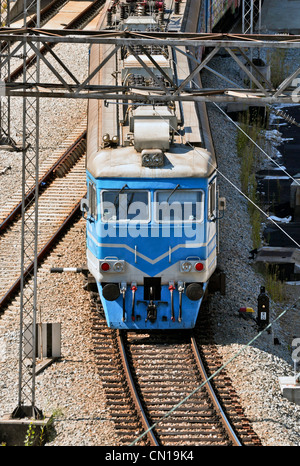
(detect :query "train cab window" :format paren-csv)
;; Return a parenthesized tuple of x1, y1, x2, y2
(101, 190, 150, 222)
(155, 190, 204, 223)
(89, 181, 97, 220)
(208, 180, 216, 219)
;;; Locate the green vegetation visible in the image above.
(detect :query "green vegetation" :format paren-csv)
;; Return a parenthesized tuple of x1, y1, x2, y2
(24, 422, 39, 446)
(264, 264, 286, 302)
(236, 111, 264, 249)
(266, 48, 289, 89)
(236, 110, 286, 302)
(0, 408, 63, 446)
(23, 409, 61, 446)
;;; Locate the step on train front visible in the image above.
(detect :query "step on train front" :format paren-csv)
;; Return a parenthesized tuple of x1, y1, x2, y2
(81, 0, 225, 330)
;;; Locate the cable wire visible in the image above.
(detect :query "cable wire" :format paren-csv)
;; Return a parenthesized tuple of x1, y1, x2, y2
(113, 18, 300, 445)
(214, 102, 300, 187)
(152, 107, 300, 248)
(168, 48, 300, 187)
(130, 295, 300, 445)
(149, 40, 300, 246)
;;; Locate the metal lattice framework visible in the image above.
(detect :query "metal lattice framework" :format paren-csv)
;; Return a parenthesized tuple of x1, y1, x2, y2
(11, 1, 42, 419)
(0, 0, 11, 145)
(242, 0, 262, 88)
(242, 0, 262, 34)
(0, 29, 300, 104)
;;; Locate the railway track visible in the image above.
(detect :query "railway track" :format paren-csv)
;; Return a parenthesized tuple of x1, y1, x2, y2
(0, 127, 87, 231)
(7, 0, 106, 82)
(0, 120, 87, 312)
(91, 298, 262, 446)
(26, 0, 70, 28)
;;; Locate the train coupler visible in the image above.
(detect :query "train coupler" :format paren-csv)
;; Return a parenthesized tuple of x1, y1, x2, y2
(121, 282, 127, 322)
(131, 282, 137, 321)
(169, 281, 175, 322)
(146, 301, 157, 323)
(178, 281, 184, 322)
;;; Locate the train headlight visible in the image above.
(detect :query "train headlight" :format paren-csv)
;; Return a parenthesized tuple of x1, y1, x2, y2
(181, 261, 192, 272)
(113, 261, 124, 272)
(141, 149, 164, 167)
(100, 260, 125, 273)
(180, 260, 205, 273)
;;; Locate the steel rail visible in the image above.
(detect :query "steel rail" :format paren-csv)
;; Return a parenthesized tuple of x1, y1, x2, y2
(114, 330, 248, 446)
(0, 130, 86, 233)
(116, 330, 160, 447)
(0, 199, 82, 313)
(190, 335, 242, 446)
(0, 0, 68, 53)
(26, 0, 70, 28)
(7, 0, 106, 82)
(0, 2, 103, 313)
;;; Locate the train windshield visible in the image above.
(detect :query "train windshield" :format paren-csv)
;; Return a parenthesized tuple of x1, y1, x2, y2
(101, 190, 150, 222)
(155, 190, 204, 223)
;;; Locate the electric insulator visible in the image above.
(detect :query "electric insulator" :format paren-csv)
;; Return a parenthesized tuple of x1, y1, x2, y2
(120, 4, 126, 18)
(273, 108, 300, 128)
(158, 8, 164, 23)
(137, 2, 145, 15)
(107, 9, 112, 25)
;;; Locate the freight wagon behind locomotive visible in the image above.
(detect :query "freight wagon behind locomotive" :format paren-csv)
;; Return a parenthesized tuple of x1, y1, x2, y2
(81, 0, 225, 330)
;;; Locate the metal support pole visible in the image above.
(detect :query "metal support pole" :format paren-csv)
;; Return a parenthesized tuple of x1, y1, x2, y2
(242, 1, 262, 87)
(205, 0, 209, 33)
(12, 0, 42, 420)
(0, 0, 12, 146)
(242, 1, 262, 34)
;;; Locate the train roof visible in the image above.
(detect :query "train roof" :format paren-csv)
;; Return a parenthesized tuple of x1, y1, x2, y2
(87, 144, 216, 179)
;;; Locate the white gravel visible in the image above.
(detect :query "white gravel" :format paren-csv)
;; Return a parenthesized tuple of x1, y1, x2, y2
(0, 24, 300, 447)
(201, 38, 300, 446)
(205, 100, 300, 446)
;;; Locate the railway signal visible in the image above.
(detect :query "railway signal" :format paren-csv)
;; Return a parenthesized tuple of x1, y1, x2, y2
(257, 286, 270, 329)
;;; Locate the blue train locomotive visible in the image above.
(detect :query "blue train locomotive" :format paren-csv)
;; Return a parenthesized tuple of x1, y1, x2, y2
(82, 0, 223, 330)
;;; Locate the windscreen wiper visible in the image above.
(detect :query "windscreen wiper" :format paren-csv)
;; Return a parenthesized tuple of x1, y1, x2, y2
(114, 183, 128, 207)
(167, 184, 180, 203)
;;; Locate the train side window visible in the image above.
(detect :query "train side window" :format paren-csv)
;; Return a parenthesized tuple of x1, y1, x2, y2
(208, 180, 216, 219)
(89, 182, 97, 220)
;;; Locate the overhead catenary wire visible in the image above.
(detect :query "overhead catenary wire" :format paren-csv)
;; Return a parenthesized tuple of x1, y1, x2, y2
(152, 107, 300, 249)
(131, 32, 300, 252)
(194, 131, 300, 249)
(127, 50, 300, 445)
(167, 46, 300, 187)
(149, 39, 300, 247)
(129, 68, 300, 448)
(214, 101, 300, 187)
